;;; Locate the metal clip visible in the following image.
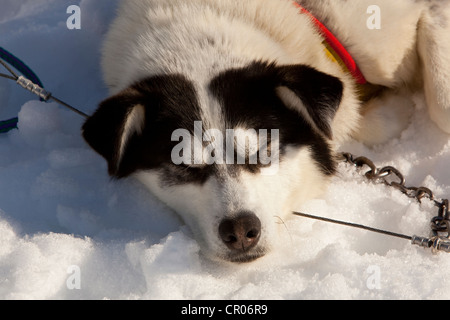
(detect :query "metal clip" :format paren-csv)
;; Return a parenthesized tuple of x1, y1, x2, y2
(16, 75, 52, 101)
(411, 235, 450, 253)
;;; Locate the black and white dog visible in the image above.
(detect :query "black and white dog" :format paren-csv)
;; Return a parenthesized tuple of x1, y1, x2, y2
(82, 0, 450, 263)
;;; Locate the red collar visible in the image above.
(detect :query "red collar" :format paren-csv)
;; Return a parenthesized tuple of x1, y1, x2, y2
(293, 2, 367, 85)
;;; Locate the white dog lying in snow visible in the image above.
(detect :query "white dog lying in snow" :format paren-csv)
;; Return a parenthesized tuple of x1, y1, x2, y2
(82, 0, 450, 263)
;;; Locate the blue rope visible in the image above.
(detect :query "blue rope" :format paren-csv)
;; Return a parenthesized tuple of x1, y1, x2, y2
(0, 47, 45, 133)
(0, 117, 18, 133)
(0, 47, 44, 89)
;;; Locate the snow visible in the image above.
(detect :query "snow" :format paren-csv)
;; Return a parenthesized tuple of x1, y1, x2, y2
(1, 0, 450, 300)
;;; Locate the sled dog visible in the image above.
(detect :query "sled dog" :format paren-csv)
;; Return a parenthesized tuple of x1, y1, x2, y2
(83, 0, 450, 262)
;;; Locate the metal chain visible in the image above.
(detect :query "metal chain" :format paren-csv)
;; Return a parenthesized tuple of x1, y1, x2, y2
(339, 152, 450, 252)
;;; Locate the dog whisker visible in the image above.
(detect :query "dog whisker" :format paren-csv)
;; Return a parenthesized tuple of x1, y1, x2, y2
(273, 215, 293, 244)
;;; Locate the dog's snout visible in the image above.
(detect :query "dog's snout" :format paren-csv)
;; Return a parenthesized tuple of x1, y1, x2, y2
(218, 212, 261, 252)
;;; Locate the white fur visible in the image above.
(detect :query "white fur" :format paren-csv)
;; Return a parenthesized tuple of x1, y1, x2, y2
(102, 0, 361, 144)
(135, 146, 328, 261)
(298, 0, 450, 140)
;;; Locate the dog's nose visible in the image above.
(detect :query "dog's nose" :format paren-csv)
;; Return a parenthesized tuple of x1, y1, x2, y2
(218, 212, 261, 252)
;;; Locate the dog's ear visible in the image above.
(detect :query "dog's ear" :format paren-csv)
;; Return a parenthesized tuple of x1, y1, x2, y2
(275, 65, 343, 139)
(82, 87, 147, 178)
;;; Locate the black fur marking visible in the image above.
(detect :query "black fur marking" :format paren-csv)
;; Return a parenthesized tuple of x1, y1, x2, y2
(209, 61, 340, 176)
(277, 64, 343, 139)
(159, 163, 215, 187)
(82, 74, 203, 179)
(83, 62, 341, 182)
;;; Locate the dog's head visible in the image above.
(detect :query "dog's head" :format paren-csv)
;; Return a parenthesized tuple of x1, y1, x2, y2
(82, 61, 343, 263)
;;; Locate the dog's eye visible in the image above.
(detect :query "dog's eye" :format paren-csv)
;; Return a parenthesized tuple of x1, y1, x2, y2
(162, 162, 214, 186)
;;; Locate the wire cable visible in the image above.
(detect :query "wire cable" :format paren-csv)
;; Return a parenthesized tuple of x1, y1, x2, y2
(0, 56, 89, 119)
(293, 211, 412, 241)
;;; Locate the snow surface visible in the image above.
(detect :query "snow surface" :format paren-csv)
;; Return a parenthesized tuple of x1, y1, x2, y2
(1, 0, 450, 300)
